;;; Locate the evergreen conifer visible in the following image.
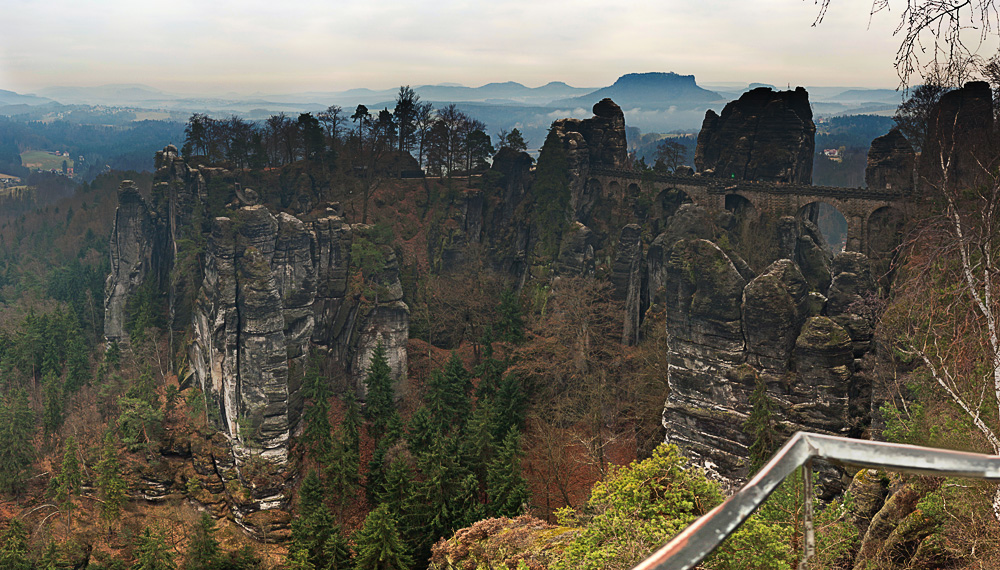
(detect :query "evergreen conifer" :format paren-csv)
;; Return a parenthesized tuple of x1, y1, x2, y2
(363, 342, 399, 446)
(96, 432, 127, 526)
(486, 429, 530, 518)
(353, 504, 411, 570)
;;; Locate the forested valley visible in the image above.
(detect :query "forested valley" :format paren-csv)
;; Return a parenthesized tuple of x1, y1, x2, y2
(0, 77, 999, 570)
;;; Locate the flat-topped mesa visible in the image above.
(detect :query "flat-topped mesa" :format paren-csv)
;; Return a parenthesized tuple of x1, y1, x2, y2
(695, 87, 815, 184)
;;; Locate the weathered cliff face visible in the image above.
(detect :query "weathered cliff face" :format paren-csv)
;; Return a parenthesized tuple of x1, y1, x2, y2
(550, 98, 629, 226)
(652, 205, 876, 484)
(106, 147, 409, 517)
(550, 98, 628, 173)
(694, 87, 815, 183)
(104, 181, 165, 340)
(919, 80, 995, 190)
(866, 129, 915, 193)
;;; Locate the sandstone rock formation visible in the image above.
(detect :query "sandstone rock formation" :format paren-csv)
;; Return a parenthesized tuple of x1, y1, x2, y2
(694, 87, 815, 183)
(104, 181, 164, 340)
(105, 146, 409, 519)
(865, 129, 915, 193)
(919, 81, 995, 190)
(550, 98, 628, 172)
(653, 209, 878, 481)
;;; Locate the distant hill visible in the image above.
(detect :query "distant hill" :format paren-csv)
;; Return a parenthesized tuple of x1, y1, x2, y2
(551, 72, 723, 109)
(37, 84, 175, 106)
(300, 81, 595, 107)
(822, 88, 902, 104)
(0, 90, 52, 106)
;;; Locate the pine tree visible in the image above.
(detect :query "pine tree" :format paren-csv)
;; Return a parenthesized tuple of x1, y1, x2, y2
(363, 342, 399, 446)
(743, 374, 778, 474)
(0, 519, 32, 570)
(353, 504, 412, 570)
(133, 527, 176, 570)
(54, 436, 81, 532)
(490, 373, 527, 444)
(184, 513, 221, 570)
(302, 355, 333, 458)
(298, 470, 328, 521)
(96, 432, 128, 527)
(0, 388, 35, 494)
(404, 405, 437, 458)
(494, 290, 525, 346)
(341, 391, 362, 455)
(292, 471, 339, 569)
(460, 401, 495, 485)
(322, 527, 352, 570)
(473, 329, 505, 401)
(39, 541, 59, 570)
(64, 310, 90, 392)
(377, 457, 414, 542)
(409, 435, 470, 562)
(453, 472, 486, 530)
(42, 371, 64, 440)
(324, 432, 360, 510)
(486, 429, 530, 518)
(425, 353, 471, 432)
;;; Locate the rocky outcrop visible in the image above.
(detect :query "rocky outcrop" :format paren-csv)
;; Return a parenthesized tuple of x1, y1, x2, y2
(549, 99, 629, 228)
(655, 214, 878, 479)
(742, 259, 809, 370)
(551, 98, 628, 172)
(104, 181, 164, 340)
(107, 147, 410, 518)
(611, 224, 644, 345)
(919, 81, 995, 191)
(866, 129, 915, 193)
(694, 87, 815, 183)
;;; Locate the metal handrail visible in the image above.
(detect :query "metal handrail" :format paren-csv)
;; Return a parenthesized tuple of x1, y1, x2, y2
(631, 432, 1000, 570)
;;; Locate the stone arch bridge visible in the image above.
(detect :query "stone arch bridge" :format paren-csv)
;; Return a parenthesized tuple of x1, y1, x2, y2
(589, 168, 909, 255)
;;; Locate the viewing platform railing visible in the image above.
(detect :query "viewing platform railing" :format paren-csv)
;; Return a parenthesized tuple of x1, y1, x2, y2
(630, 432, 1000, 570)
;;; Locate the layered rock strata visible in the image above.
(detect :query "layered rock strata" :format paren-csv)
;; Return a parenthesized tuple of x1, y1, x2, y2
(654, 205, 877, 483)
(105, 147, 409, 516)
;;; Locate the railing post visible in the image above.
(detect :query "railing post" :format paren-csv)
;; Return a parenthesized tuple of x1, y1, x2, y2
(798, 459, 815, 570)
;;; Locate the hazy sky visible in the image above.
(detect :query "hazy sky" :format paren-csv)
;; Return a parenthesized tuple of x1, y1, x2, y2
(2, 0, 909, 94)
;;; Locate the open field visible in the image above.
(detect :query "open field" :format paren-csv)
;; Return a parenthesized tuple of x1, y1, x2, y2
(20, 149, 74, 170)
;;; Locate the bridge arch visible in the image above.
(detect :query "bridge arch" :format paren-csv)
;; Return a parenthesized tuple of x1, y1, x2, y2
(797, 201, 849, 254)
(649, 187, 693, 236)
(608, 180, 623, 202)
(724, 193, 756, 215)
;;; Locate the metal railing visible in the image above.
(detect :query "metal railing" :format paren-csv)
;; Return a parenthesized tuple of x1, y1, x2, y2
(631, 432, 1000, 570)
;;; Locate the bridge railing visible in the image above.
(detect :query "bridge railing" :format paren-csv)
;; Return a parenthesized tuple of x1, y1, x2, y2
(630, 432, 1000, 570)
(588, 168, 907, 200)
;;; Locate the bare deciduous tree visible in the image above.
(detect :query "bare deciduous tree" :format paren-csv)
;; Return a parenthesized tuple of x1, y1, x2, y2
(815, 0, 1000, 85)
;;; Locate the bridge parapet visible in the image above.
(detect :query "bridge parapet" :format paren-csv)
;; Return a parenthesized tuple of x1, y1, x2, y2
(589, 167, 907, 200)
(589, 167, 910, 255)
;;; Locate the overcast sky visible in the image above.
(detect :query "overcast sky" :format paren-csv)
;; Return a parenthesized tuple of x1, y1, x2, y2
(1, 0, 910, 94)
